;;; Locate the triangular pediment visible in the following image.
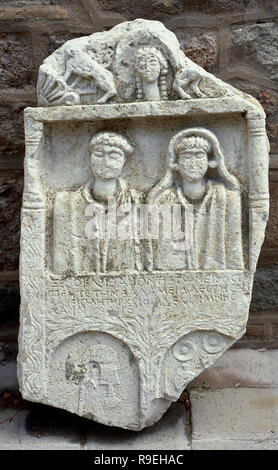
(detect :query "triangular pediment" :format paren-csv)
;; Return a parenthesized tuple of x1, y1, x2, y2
(37, 19, 262, 112)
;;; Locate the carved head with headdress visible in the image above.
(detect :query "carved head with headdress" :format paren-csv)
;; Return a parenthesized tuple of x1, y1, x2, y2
(169, 128, 238, 186)
(88, 131, 133, 180)
(134, 46, 168, 101)
(147, 128, 239, 202)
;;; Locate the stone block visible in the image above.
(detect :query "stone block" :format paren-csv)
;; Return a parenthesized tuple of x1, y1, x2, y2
(264, 182, 278, 248)
(271, 323, 278, 337)
(191, 388, 278, 444)
(0, 176, 23, 271)
(250, 266, 278, 314)
(98, 0, 260, 17)
(47, 33, 83, 57)
(0, 33, 33, 88)
(0, 407, 81, 450)
(231, 23, 278, 81)
(192, 439, 278, 450)
(0, 105, 25, 160)
(245, 322, 264, 339)
(176, 32, 218, 72)
(226, 81, 278, 151)
(0, 4, 67, 22)
(0, 400, 189, 450)
(189, 349, 278, 390)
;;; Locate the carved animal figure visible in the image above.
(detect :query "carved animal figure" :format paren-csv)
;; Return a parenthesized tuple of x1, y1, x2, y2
(64, 46, 117, 104)
(37, 65, 80, 106)
(37, 46, 117, 106)
(172, 67, 207, 100)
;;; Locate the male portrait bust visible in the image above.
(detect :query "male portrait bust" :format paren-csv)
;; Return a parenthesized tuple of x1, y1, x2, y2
(53, 131, 142, 274)
(147, 128, 244, 271)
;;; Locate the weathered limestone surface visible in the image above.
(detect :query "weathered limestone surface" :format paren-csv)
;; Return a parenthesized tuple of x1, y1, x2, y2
(18, 19, 269, 430)
(231, 23, 278, 81)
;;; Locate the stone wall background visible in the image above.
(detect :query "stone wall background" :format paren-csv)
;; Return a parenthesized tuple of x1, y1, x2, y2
(1, 0, 278, 350)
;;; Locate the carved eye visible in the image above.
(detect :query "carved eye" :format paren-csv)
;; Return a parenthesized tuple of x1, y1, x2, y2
(196, 152, 207, 160)
(180, 153, 191, 160)
(110, 151, 124, 159)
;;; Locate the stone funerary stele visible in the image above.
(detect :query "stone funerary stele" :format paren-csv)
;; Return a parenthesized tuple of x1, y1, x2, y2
(18, 19, 269, 430)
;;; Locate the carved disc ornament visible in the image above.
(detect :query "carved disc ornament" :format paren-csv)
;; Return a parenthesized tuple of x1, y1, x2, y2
(18, 19, 269, 430)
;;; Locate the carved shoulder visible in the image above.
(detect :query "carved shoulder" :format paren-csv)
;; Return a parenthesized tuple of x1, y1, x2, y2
(153, 188, 179, 205)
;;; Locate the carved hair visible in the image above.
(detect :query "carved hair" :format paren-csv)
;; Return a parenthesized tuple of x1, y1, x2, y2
(147, 128, 239, 202)
(134, 46, 168, 101)
(176, 136, 211, 155)
(88, 131, 133, 157)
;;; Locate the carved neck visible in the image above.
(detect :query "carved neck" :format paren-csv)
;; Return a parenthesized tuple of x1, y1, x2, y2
(91, 178, 118, 202)
(182, 178, 207, 202)
(142, 80, 160, 101)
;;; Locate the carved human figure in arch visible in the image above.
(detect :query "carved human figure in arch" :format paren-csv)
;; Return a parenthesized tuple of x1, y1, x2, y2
(53, 131, 142, 273)
(147, 128, 244, 271)
(133, 46, 169, 101)
(78, 344, 121, 414)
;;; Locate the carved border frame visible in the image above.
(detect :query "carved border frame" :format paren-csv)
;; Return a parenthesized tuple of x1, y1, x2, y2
(18, 97, 269, 403)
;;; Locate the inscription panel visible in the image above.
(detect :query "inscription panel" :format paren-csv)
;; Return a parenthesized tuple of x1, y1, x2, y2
(46, 271, 251, 320)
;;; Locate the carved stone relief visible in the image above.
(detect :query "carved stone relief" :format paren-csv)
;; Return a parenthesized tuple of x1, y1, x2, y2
(18, 19, 269, 430)
(37, 19, 232, 106)
(48, 332, 140, 429)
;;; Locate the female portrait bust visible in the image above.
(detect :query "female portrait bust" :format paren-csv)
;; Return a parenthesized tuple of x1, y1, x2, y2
(147, 128, 244, 271)
(134, 46, 168, 101)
